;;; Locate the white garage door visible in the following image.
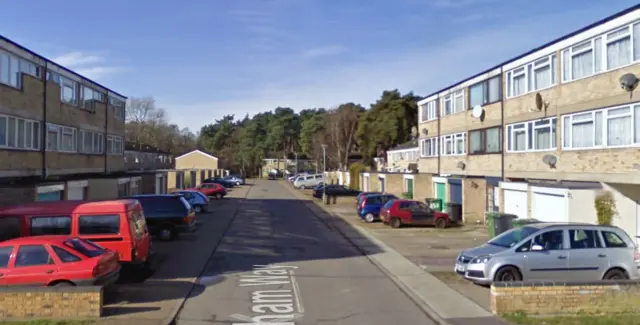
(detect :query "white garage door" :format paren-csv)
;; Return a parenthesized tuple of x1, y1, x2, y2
(531, 189, 568, 223)
(67, 187, 86, 200)
(503, 189, 528, 218)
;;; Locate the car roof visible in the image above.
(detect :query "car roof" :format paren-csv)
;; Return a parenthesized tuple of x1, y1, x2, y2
(1, 235, 74, 245)
(131, 194, 181, 198)
(0, 199, 139, 216)
(526, 222, 617, 230)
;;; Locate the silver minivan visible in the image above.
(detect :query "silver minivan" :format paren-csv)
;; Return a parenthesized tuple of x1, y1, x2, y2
(293, 174, 324, 189)
(455, 223, 640, 284)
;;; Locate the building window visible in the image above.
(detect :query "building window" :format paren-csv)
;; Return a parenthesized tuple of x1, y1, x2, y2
(46, 124, 77, 153)
(562, 22, 640, 83)
(109, 97, 126, 120)
(441, 90, 465, 116)
(469, 127, 501, 154)
(79, 130, 104, 154)
(80, 86, 96, 112)
(420, 100, 438, 122)
(0, 114, 40, 150)
(506, 54, 556, 98)
(61, 77, 78, 106)
(441, 132, 466, 156)
(107, 135, 124, 155)
(0, 52, 21, 88)
(506, 117, 557, 152)
(562, 103, 640, 149)
(420, 137, 439, 157)
(469, 76, 502, 108)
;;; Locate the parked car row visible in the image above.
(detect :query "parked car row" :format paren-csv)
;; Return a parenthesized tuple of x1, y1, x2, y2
(356, 192, 451, 228)
(0, 177, 251, 288)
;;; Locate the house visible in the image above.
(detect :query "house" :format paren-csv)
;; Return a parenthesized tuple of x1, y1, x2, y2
(0, 34, 129, 204)
(173, 150, 224, 189)
(383, 140, 419, 172)
(415, 4, 640, 239)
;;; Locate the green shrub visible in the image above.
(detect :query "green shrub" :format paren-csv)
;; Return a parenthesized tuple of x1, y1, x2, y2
(595, 191, 617, 225)
(348, 162, 366, 190)
(402, 192, 413, 199)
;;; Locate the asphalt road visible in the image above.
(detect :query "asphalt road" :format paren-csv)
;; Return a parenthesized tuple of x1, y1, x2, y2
(176, 180, 435, 325)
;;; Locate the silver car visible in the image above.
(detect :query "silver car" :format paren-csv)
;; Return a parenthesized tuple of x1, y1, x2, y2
(455, 223, 640, 285)
(293, 174, 324, 189)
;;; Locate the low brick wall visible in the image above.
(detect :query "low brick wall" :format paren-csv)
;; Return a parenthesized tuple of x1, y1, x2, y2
(491, 280, 640, 316)
(0, 286, 103, 318)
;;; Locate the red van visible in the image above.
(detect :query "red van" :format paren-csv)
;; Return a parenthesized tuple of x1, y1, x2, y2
(0, 200, 152, 270)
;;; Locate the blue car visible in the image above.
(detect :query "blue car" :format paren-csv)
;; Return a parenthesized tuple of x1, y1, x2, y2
(357, 194, 398, 223)
(172, 190, 210, 213)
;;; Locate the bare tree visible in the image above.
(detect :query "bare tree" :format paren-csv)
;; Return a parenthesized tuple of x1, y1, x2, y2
(324, 103, 363, 170)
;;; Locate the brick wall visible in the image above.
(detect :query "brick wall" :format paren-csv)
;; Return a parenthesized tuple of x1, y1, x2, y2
(413, 173, 433, 201)
(0, 286, 102, 318)
(383, 174, 403, 197)
(491, 280, 640, 316)
(462, 178, 487, 224)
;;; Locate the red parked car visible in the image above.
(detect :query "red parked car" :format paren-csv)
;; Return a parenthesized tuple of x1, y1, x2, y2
(189, 183, 226, 199)
(0, 236, 120, 287)
(380, 199, 450, 229)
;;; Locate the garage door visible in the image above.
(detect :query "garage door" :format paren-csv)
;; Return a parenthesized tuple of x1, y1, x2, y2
(67, 187, 86, 200)
(503, 189, 528, 218)
(449, 179, 462, 204)
(531, 189, 568, 223)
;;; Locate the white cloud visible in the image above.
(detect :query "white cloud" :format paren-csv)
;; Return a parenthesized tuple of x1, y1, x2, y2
(51, 51, 124, 81)
(159, 7, 607, 131)
(303, 45, 346, 58)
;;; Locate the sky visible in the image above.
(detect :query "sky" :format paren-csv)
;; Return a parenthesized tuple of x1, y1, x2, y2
(1, 0, 638, 132)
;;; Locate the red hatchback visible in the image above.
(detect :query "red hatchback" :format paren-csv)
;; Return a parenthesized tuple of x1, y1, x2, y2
(190, 183, 226, 199)
(380, 199, 450, 229)
(0, 236, 120, 287)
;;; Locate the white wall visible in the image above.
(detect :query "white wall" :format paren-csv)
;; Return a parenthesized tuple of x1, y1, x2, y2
(567, 189, 598, 224)
(603, 183, 640, 241)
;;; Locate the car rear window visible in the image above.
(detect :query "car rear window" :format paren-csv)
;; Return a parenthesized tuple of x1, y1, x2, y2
(135, 196, 188, 213)
(366, 196, 382, 204)
(52, 246, 81, 263)
(78, 215, 120, 235)
(30, 216, 71, 236)
(0, 246, 12, 268)
(179, 197, 192, 211)
(64, 238, 106, 258)
(382, 200, 395, 209)
(601, 231, 627, 248)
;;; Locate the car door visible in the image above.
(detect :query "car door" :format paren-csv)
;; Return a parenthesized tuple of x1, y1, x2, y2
(6, 244, 58, 286)
(0, 246, 13, 286)
(523, 229, 569, 280)
(566, 228, 606, 281)
(410, 202, 433, 225)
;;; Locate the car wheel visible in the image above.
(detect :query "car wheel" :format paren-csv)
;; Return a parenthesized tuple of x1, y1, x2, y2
(51, 281, 75, 287)
(435, 218, 447, 229)
(494, 266, 522, 282)
(300, 185, 306, 189)
(364, 213, 375, 223)
(194, 205, 202, 213)
(236, 182, 241, 186)
(390, 218, 402, 229)
(216, 193, 223, 200)
(603, 268, 628, 280)
(158, 227, 176, 242)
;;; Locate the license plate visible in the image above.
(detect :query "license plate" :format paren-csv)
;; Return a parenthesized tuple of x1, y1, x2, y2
(455, 264, 466, 273)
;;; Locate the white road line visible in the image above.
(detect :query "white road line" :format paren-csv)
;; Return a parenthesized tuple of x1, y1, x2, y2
(289, 270, 304, 313)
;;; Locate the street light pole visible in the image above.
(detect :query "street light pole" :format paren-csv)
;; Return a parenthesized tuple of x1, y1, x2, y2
(321, 144, 327, 203)
(294, 152, 298, 176)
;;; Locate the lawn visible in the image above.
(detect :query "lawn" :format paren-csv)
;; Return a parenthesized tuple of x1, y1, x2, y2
(504, 314, 640, 325)
(0, 321, 93, 325)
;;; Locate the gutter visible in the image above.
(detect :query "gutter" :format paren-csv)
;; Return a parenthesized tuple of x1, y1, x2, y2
(104, 94, 109, 174)
(437, 95, 441, 176)
(41, 62, 48, 180)
(500, 67, 505, 182)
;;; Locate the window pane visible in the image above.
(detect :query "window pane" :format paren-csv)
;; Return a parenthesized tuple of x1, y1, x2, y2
(607, 37, 632, 70)
(514, 130, 526, 151)
(607, 115, 632, 146)
(534, 126, 552, 150)
(533, 230, 565, 250)
(454, 94, 464, 113)
(455, 136, 464, 154)
(9, 56, 19, 87)
(32, 123, 39, 149)
(25, 122, 32, 149)
(594, 38, 602, 73)
(562, 49, 571, 81)
(569, 229, 602, 249)
(15, 245, 52, 267)
(52, 246, 81, 263)
(634, 23, 640, 61)
(17, 119, 24, 148)
(30, 216, 71, 235)
(0, 116, 6, 146)
(469, 131, 482, 153)
(469, 83, 484, 107)
(513, 74, 526, 96)
(0, 53, 9, 84)
(488, 76, 501, 103)
(635, 105, 640, 143)
(571, 120, 594, 148)
(534, 65, 551, 90)
(563, 116, 571, 147)
(78, 215, 120, 235)
(486, 127, 500, 153)
(572, 50, 593, 79)
(0, 247, 12, 268)
(7, 117, 15, 147)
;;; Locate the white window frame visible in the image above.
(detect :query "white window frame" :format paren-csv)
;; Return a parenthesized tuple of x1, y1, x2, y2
(562, 103, 640, 150)
(0, 114, 40, 150)
(79, 130, 104, 154)
(440, 132, 466, 156)
(419, 100, 438, 122)
(561, 21, 640, 84)
(61, 77, 78, 106)
(80, 86, 97, 112)
(46, 123, 77, 153)
(505, 117, 557, 153)
(506, 53, 556, 98)
(107, 135, 124, 155)
(109, 97, 126, 120)
(440, 90, 465, 117)
(420, 137, 439, 157)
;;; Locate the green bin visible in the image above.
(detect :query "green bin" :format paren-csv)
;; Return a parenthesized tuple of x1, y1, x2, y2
(485, 212, 517, 238)
(425, 198, 443, 211)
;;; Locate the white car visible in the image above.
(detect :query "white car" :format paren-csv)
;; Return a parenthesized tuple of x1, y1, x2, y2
(289, 173, 308, 182)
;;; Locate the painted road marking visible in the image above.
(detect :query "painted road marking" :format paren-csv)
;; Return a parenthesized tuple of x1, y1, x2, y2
(232, 264, 304, 324)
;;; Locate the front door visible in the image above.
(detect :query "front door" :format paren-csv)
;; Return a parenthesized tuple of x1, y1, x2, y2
(406, 178, 414, 194)
(379, 178, 385, 192)
(523, 229, 569, 280)
(435, 182, 446, 201)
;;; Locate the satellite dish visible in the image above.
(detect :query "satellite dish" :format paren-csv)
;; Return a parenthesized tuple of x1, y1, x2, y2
(471, 105, 483, 119)
(535, 93, 544, 111)
(542, 154, 557, 168)
(421, 128, 428, 136)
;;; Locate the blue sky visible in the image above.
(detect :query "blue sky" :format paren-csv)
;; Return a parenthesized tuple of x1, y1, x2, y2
(1, 0, 638, 131)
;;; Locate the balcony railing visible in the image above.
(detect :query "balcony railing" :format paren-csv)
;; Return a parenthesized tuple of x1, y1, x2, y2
(125, 150, 174, 171)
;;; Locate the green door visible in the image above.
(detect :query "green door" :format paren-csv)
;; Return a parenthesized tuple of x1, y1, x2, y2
(406, 179, 414, 194)
(436, 182, 446, 201)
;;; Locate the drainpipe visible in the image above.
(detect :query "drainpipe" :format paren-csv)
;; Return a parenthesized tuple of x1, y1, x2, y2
(500, 67, 505, 182)
(104, 92, 109, 174)
(437, 95, 441, 176)
(41, 62, 48, 180)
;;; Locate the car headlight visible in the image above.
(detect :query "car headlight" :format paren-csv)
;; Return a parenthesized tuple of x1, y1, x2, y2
(471, 255, 492, 264)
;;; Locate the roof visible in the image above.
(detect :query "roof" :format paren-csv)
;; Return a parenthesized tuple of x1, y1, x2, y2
(175, 150, 218, 161)
(1, 235, 73, 245)
(125, 141, 172, 154)
(0, 200, 139, 216)
(0, 35, 126, 99)
(387, 139, 419, 152)
(420, 3, 640, 100)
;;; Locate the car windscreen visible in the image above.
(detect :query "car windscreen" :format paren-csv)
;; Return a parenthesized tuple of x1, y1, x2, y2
(64, 238, 106, 258)
(488, 226, 539, 248)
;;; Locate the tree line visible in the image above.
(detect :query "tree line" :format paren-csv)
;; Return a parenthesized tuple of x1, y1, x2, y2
(124, 90, 421, 176)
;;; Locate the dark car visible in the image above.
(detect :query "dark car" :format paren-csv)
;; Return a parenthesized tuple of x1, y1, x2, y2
(203, 177, 234, 188)
(128, 194, 196, 241)
(313, 185, 360, 198)
(268, 173, 277, 180)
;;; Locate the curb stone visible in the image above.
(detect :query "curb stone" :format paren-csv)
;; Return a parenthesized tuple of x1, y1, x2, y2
(279, 181, 454, 325)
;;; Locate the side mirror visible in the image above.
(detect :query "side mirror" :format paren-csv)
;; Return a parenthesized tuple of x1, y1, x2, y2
(531, 244, 544, 251)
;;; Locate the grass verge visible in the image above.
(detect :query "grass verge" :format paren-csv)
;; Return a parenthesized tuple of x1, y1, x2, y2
(504, 313, 640, 325)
